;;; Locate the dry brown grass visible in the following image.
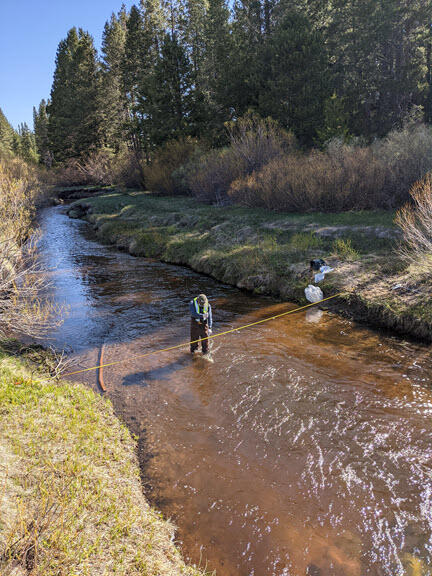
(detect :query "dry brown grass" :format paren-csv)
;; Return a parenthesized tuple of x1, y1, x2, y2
(396, 175, 432, 275)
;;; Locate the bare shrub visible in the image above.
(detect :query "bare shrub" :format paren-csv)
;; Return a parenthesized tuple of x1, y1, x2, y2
(187, 114, 296, 204)
(187, 147, 246, 204)
(190, 122, 432, 212)
(0, 156, 39, 242)
(0, 155, 63, 337)
(75, 148, 116, 185)
(396, 175, 432, 275)
(375, 123, 432, 207)
(229, 142, 386, 212)
(53, 147, 144, 188)
(228, 112, 297, 174)
(52, 158, 92, 187)
(109, 147, 144, 188)
(143, 138, 200, 195)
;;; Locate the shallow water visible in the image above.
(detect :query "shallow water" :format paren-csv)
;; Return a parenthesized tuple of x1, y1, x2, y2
(40, 206, 432, 576)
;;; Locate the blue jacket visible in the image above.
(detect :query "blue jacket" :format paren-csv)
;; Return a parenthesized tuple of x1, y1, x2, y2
(189, 300, 212, 329)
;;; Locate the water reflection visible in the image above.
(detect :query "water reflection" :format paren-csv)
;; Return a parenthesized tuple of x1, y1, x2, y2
(305, 308, 324, 323)
(40, 206, 432, 576)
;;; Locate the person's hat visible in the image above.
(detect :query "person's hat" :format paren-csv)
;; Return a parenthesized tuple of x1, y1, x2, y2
(197, 294, 208, 306)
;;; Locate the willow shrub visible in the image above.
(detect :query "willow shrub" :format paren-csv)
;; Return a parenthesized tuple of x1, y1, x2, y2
(143, 137, 200, 195)
(0, 154, 40, 241)
(187, 114, 296, 204)
(227, 113, 297, 174)
(228, 125, 432, 212)
(187, 147, 245, 204)
(375, 123, 432, 206)
(396, 175, 432, 275)
(0, 154, 62, 337)
(229, 142, 386, 212)
(53, 147, 144, 188)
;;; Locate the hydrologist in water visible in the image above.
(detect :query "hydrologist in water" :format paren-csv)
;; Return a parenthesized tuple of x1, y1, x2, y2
(189, 294, 213, 355)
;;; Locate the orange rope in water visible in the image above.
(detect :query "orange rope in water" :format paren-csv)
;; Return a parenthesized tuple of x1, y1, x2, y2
(97, 342, 107, 392)
(62, 293, 344, 379)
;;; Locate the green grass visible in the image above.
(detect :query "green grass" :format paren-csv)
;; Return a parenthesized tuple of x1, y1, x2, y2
(76, 190, 396, 227)
(70, 191, 398, 289)
(72, 191, 397, 264)
(332, 238, 360, 260)
(69, 192, 431, 341)
(0, 340, 206, 576)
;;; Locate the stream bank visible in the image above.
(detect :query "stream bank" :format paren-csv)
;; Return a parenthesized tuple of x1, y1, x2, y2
(69, 191, 431, 342)
(0, 339, 204, 576)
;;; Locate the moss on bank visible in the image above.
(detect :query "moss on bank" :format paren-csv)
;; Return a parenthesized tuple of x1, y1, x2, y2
(69, 192, 431, 342)
(0, 341, 204, 576)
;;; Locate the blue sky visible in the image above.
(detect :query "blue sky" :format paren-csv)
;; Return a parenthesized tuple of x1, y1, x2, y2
(0, 0, 136, 129)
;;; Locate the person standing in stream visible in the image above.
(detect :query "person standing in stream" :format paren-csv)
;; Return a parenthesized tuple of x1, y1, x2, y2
(189, 294, 213, 355)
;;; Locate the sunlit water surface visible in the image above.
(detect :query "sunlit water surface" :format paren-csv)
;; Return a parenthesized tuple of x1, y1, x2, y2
(39, 206, 432, 576)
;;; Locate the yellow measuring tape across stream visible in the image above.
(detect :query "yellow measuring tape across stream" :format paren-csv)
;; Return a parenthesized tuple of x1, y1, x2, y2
(62, 293, 344, 380)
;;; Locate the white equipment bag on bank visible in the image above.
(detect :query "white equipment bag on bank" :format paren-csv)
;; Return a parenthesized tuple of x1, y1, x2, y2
(305, 284, 324, 303)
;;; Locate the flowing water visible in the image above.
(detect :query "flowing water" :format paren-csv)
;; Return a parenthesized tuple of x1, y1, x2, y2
(40, 206, 432, 576)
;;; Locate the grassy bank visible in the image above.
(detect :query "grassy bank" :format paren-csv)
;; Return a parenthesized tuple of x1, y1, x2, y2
(68, 191, 432, 342)
(0, 341, 204, 576)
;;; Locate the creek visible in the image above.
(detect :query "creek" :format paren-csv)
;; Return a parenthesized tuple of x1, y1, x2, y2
(40, 206, 432, 576)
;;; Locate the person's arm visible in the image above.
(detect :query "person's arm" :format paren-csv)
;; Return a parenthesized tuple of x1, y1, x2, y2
(208, 305, 213, 330)
(190, 300, 200, 320)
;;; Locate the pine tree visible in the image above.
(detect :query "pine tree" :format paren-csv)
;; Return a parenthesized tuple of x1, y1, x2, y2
(372, 0, 432, 134)
(137, 0, 167, 157)
(316, 92, 350, 145)
(202, 0, 232, 142)
(47, 28, 79, 161)
(163, 0, 188, 38)
(321, 0, 432, 137)
(184, 0, 208, 84)
(0, 108, 17, 155)
(151, 32, 193, 144)
(122, 6, 144, 102)
(183, 0, 220, 141)
(260, 11, 330, 144)
(204, 0, 231, 95)
(122, 5, 147, 151)
(69, 30, 103, 157)
(276, 0, 331, 29)
(100, 6, 128, 150)
(48, 28, 102, 161)
(33, 99, 51, 165)
(140, 0, 166, 53)
(227, 0, 266, 115)
(17, 123, 39, 164)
